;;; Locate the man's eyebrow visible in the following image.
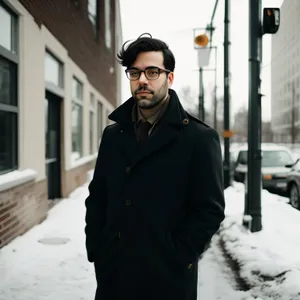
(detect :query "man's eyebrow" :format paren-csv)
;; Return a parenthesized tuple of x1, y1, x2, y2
(129, 66, 160, 70)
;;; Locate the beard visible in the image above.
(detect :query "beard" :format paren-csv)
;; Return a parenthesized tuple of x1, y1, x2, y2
(133, 80, 169, 110)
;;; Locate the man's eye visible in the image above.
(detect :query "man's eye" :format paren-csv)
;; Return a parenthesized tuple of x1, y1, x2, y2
(147, 70, 159, 75)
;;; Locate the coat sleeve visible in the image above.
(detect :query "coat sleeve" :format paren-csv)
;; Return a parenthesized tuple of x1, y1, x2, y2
(84, 127, 110, 262)
(175, 127, 225, 262)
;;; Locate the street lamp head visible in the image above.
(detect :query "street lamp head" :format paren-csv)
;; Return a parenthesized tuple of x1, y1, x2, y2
(194, 34, 209, 47)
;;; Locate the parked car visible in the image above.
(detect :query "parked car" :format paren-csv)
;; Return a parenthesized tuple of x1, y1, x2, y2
(229, 149, 240, 178)
(233, 144, 295, 195)
(285, 158, 300, 209)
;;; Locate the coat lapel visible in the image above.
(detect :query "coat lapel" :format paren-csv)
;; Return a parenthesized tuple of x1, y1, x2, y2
(108, 97, 137, 164)
(117, 123, 139, 165)
(108, 89, 189, 168)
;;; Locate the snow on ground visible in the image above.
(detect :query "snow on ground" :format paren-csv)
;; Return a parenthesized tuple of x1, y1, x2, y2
(198, 234, 254, 300)
(1, 173, 300, 300)
(0, 183, 96, 300)
(0, 173, 245, 300)
(222, 182, 300, 300)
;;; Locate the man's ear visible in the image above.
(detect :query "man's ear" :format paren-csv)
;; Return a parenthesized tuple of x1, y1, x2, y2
(168, 72, 174, 87)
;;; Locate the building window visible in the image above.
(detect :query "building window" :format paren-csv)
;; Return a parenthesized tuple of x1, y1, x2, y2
(45, 51, 63, 88)
(0, 4, 18, 175)
(88, 0, 97, 28)
(97, 101, 103, 145)
(71, 77, 83, 161)
(105, 0, 111, 49)
(89, 93, 96, 154)
(0, 5, 18, 53)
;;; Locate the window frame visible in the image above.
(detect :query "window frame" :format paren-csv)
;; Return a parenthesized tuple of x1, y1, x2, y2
(89, 93, 96, 154)
(45, 50, 64, 89)
(97, 101, 103, 145)
(71, 77, 84, 160)
(0, 3, 18, 175)
(0, 3, 18, 55)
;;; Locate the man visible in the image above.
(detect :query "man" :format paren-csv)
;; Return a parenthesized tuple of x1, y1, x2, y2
(85, 33, 225, 300)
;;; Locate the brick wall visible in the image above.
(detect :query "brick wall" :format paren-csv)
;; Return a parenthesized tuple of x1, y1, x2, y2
(0, 162, 96, 248)
(18, 0, 119, 107)
(0, 179, 48, 248)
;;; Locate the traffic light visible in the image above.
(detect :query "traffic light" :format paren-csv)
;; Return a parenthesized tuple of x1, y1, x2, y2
(262, 8, 280, 34)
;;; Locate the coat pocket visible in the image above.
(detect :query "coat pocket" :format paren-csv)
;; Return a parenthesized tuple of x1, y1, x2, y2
(94, 229, 120, 278)
(164, 232, 196, 271)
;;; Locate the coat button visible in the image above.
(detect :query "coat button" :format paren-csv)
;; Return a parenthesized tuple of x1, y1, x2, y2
(125, 166, 131, 174)
(125, 199, 132, 206)
(187, 263, 193, 269)
(116, 231, 121, 239)
(183, 118, 189, 125)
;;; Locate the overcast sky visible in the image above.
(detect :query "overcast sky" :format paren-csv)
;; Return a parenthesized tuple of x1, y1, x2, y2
(119, 0, 284, 121)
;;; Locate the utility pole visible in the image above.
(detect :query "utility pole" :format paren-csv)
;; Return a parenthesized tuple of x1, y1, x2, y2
(199, 67, 205, 121)
(223, 0, 231, 188)
(245, 0, 262, 232)
(213, 47, 218, 129)
(244, 5, 280, 232)
(210, 1, 219, 130)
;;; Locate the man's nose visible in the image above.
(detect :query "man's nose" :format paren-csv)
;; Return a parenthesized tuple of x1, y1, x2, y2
(138, 71, 149, 84)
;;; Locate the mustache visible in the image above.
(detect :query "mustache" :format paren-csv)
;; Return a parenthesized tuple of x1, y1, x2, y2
(134, 86, 153, 94)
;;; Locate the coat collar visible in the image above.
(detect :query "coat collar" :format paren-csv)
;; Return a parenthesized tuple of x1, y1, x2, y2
(108, 89, 189, 128)
(108, 89, 190, 169)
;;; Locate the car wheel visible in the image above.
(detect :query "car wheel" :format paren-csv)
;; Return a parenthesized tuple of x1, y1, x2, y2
(289, 183, 300, 209)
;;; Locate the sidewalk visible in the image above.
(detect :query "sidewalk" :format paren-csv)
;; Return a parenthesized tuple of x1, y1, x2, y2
(221, 182, 300, 300)
(0, 182, 96, 300)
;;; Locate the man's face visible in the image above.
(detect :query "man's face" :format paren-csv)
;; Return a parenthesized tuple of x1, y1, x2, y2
(129, 51, 174, 109)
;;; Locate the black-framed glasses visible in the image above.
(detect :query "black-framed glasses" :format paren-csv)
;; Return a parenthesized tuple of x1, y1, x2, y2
(125, 66, 172, 81)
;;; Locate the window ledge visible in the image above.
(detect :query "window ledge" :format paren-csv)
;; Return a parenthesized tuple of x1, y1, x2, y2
(0, 169, 38, 193)
(69, 153, 97, 170)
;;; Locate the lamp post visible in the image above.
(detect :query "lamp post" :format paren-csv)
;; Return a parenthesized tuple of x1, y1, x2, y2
(193, 29, 211, 122)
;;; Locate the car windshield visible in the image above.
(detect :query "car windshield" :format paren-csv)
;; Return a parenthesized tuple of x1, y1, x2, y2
(237, 150, 294, 167)
(238, 151, 247, 165)
(262, 150, 294, 167)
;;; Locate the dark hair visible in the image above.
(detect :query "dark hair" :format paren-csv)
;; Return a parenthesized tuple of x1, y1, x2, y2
(117, 33, 175, 71)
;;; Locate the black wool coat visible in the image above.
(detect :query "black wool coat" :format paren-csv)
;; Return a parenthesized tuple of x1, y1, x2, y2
(85, 89, 225, 300)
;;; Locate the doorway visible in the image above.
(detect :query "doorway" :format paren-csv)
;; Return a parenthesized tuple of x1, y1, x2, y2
(45, 91, 61, 199)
